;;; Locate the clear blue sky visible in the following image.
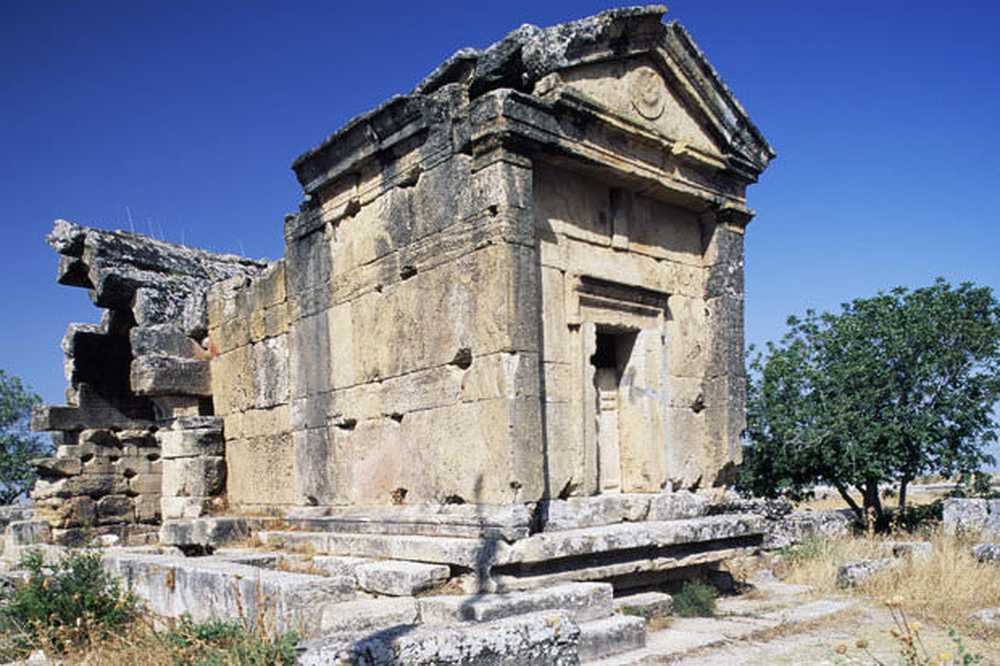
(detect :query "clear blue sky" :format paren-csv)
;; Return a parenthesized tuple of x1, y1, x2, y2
(2, 1, 999, 461)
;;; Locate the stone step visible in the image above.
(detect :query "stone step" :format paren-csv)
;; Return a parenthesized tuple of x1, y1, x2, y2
(578, 614, 647, 663)
(317, 597, 418, 635)
(613, 591, 673, 619)
(102, 552, 355, 635)
(540, 492, 708, 532)
(216, 549, 450, 596)
(505, 514, 764, 564)
(285, 503, 531, 540)
(298, 610, 580, 666)
(257, 530, 509, 570)
(355, 560, 450, 596)
(419, 582, 614, 624)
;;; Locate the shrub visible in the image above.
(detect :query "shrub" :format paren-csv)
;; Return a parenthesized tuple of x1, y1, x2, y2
(672, 580, 717, 617)
(0, 548, 137, 658)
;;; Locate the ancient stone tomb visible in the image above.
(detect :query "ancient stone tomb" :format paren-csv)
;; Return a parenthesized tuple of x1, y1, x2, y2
(30, 5, 773, 537)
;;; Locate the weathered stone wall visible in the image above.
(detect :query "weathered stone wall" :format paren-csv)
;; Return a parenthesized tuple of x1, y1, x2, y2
(207, 262, 293, 508)
(283, 141, 545, 507)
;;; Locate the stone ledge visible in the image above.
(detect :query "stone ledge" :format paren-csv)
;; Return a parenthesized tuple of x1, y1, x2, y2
(297, 610, 581, 666)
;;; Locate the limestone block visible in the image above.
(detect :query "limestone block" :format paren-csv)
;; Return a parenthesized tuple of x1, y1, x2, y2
(226, 435, 296, 506)
(578, 614, 646, 662)
(131, 355, 211, 397)
(666, 294, 708, 378)
(629, 195, 702, 266)
(542, 496, 626, 532)
(943, 499, 1000, 538)
(240, 406, 291, 439)
(353, 560, 450, 596)
(210, 345, 253, 415)
(288, 311, 332, 401)
(134, 495, 161, 523)
(215, 316, 251, 354)
(534, 163, 612, 248)
(251, 262, 286, 310)
(420, 582, 613, 624)
(158, 517, 255, 548)
(5, 521, 52, 547)
(96, 495, 134, 524)
(836, 559, 897, 588)
(251, 336, 289, 409)
(158, 428, 224, 459)
(613, 591, 673, 618)
(329, 397, 541, 506)
(31, 456, 82, 477)
(35, 497, 96, 529)
(647, 491, 709, 521)
(161, 497, 211, 520)
(972, 543, 1000, 563)
(130, 325, 200, 358)
(128, 473, 161, 495)
(31, 475, 126, 500)
(470, 154, 532, 214)
(161, 457, 225, 498)
(665, 406, 707, 489)
(103, 551, 354, 634)
(293, 428, 335, 506)
(318, 597, 419, 635)
(507, 514, 764, 564)
(704, 294, 745, 378)
(298, 610, 580, 666)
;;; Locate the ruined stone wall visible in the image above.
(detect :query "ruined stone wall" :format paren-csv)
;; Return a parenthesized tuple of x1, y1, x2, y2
(31, 428, 161, 546)
(32, 221, 267, 533)
(282, 136, 546, 508)
(207, 262, 293, 509)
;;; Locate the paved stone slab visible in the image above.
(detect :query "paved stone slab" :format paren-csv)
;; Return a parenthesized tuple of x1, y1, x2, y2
(298, 610, 581, 666)
(102, 552, 355, 635)
(614, 591, 673, 618)
(578, 615, 646, 663)
(420, 582, 613, 624)
(354, 560, 450, 596)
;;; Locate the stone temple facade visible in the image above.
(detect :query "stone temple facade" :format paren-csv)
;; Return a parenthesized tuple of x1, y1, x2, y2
(28, 6, 772, 548)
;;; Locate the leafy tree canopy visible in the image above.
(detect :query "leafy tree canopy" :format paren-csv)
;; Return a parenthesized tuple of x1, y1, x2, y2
(738, 279, 1000, 525)
(0, 370, 47, 504)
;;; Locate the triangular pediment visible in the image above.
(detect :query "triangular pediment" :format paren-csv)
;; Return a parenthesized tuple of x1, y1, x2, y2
(558, 57, 723, 158)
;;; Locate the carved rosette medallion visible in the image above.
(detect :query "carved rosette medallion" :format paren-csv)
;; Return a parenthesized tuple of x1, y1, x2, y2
(629, 66, 665, 120)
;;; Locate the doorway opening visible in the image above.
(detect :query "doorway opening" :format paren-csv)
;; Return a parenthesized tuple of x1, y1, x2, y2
(591, 328, 637, 493)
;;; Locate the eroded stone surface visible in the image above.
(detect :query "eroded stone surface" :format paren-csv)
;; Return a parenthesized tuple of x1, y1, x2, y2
(297, 610, 582, 666)
(836, 559, 897, 588)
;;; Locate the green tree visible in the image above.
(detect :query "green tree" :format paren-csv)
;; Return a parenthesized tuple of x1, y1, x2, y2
(738, 279, 1000, 526)
(0, 370, 47, 504)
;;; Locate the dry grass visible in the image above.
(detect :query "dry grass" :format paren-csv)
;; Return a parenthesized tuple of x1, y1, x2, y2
(777, 529, 1000, 639)
(798, 488, 949, 513)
